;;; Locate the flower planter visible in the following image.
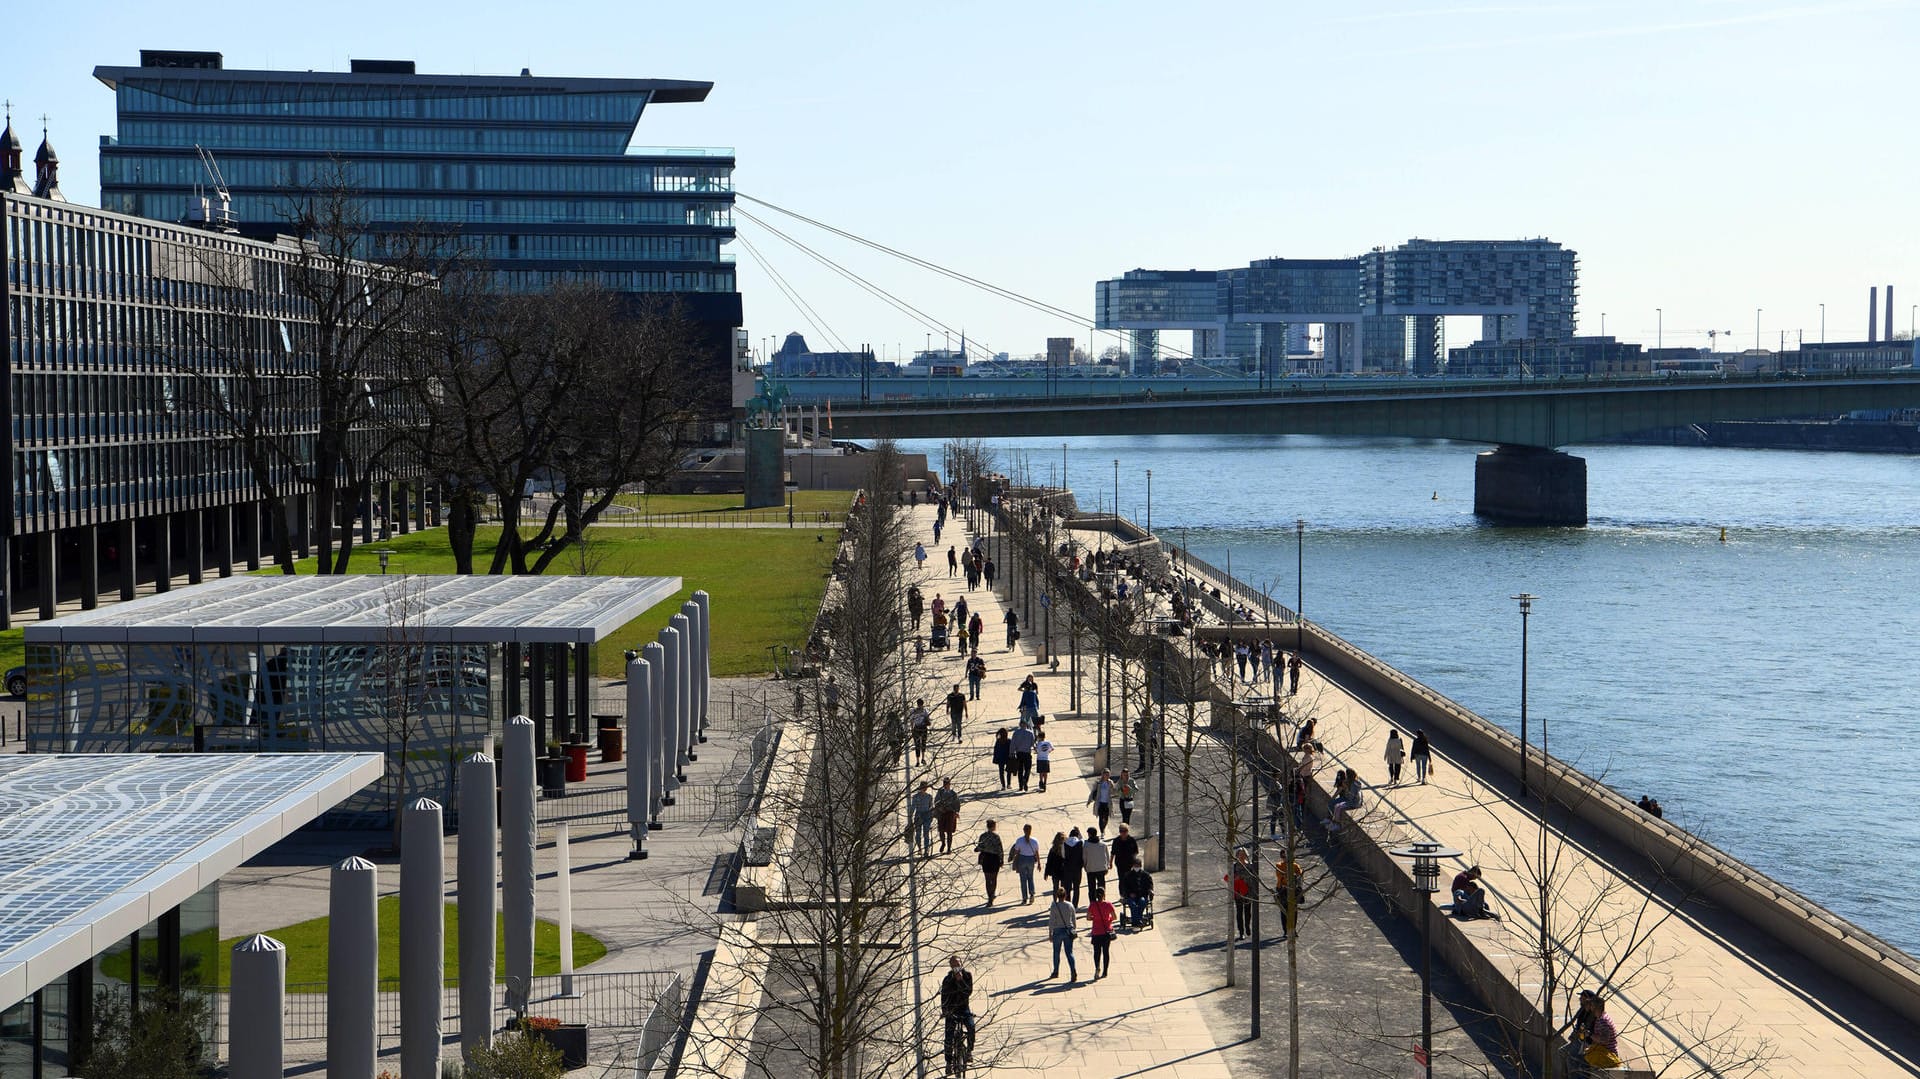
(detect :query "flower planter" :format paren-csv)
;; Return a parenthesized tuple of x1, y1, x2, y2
(520, 1020, 590, 1069)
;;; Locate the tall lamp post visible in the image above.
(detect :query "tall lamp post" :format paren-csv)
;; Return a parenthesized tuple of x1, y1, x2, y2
(1294, 520, 1306, 655)
(1655, 308, 1662, 352)
(1820, 303, 1826, 345)
(1392, 841, 1463, 1079)
(1145, 469, 1153, 537)
(1755, 308, 1762, 356)
(1513, 593, 1536, 798)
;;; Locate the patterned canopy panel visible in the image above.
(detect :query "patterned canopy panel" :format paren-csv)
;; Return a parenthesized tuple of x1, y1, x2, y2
(23, 575, 682, 645)
(0, 753, 382, 1008)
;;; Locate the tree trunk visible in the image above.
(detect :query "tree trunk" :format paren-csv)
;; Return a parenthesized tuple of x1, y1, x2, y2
(449, 493, 476, 575)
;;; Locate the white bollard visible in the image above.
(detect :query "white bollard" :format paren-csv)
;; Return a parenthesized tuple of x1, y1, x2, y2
(502, 716, 537, 1012)
(556, 822, 576, 997)
(642, 641, 670, 814)
(627, 655, 653, 857)
(457, 752, 498, 1060)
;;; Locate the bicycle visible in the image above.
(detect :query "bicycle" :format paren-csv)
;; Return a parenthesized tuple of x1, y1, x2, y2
(942, 1009, 974, 1078)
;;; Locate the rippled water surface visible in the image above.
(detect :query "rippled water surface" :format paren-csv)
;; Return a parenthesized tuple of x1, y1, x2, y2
(905, 435, 1920, 955)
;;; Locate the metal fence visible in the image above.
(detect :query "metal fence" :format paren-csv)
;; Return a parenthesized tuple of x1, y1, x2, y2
(245, 969, 680, 1047)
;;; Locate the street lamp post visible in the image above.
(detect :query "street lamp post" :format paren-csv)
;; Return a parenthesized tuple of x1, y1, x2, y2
(1513, 593, 1536, 797)
(1755, 308, 1762, 356)
(1656, 308, 1662, 351)
(375, 549, 395, 574)
(1062, 443, 1068, 495)
(1113, 460, 1120, 526)
(1820, 303, 1826, 345)
(1294, 520, 1305, 655)
(1392, 841, 1464, 1079)
(1145, 469, 1153, 537)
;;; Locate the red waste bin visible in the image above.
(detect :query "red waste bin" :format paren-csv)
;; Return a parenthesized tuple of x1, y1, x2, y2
(564, 744, 589, 783)
(599, 728, 624, 764)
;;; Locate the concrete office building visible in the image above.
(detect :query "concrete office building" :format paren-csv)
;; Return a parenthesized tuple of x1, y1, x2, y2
(1098, 238, 1580, 375)
(1448, 335, 1647, 378)
(3, 168, 436, 628)
(94, 50, 741, 416)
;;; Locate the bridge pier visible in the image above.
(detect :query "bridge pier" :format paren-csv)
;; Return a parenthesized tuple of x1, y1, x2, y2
(1474, 445, 1587, 526)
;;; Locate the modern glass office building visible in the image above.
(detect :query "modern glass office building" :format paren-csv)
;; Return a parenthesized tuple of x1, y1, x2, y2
(3, 183, 438, 628)
(94, 50, 742, 413)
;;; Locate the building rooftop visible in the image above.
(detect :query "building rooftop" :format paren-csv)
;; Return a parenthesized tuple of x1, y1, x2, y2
(94, 62, 713, 103)
(23, 574, 683, 645)
(0, 752, 382, 1008)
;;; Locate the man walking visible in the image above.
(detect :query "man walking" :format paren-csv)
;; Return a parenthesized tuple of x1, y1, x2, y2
(974, 819, 1005, 906)
(1010, 824, 1041, 904)
(947, 546, 959, 577)
(1009, 722, 1035, 791)
(966, 654, 986, 701)
(934, 778, 961, 854)
(909, 782, 935, 857)
(1110, 825, 1139, 883)
(967, 611, 984, 657)
(984, 556, 997, 589)
(945, 684, 968, 743)
(909, 699, 931, 765)
(1082, 829, 1111, 899)
(1004, 609, 1020, 650)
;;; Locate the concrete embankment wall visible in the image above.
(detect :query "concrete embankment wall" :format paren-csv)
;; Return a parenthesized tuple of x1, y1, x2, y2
(1299, 620, 1920, 1028)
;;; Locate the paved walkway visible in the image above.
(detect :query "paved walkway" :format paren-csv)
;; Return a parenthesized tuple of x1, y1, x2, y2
(1286, 637, 1920, 1077)
(903, 503, 1236, 1078)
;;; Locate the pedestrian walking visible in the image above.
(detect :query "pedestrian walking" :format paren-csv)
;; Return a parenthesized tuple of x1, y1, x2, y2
(984, 557, 997, 589)
(910, 782, 935, 857)
(991, 728, 1012, 789)
(909, 699, 931, 765)
(1011, 824, 1041, 904)
(823, 675, 840, 719)
(934, 778, 961, 854)
(1062, 828, 1086, 905)
(1088, 769, 1114, 832)
(914, 543, 928, 572)
(966, 654, 986, 700)
(1018, 676, 1041, 725)
(1034, 733, 1055, 793)
(1048, 888, 1079, 981)
(945, 684, 967, 742)
(1088, 888, 1118, 979)
(1384, 728, 1406, 785)
(1082, 829, 1111, 897)
(1042, 831, 1068, 903)
(974, 820, 1005, 906)
(1004, 609, 1020, 650)
(967, 612, 984, 656)
(1226, 848, 1256, 940)
(908, 586, 924, 629)
(1411, 728, 1433, 784)
(947, 546, 958, 577)
(1009, 722, 1035, 790)
(1289, 653, 1302, 694)
(1235, 642, 1250, 681)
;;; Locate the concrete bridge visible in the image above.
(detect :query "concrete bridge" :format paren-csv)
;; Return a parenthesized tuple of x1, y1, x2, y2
(826, 370, 1920, 524)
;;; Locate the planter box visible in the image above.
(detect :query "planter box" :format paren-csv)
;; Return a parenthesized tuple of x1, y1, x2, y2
(527, 1022, 589, 1069)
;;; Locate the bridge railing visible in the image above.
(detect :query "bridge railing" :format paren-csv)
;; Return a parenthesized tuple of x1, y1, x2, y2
(814, 367, 1920, 412)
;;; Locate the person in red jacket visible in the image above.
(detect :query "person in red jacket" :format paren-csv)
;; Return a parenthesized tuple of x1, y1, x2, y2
(1088, 887, 1119, 979)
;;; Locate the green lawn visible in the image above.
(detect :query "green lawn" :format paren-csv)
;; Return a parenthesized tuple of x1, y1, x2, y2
(98, 898, 606, 990)
(612, 489, 854, 518)
(259, 525, 836, 676)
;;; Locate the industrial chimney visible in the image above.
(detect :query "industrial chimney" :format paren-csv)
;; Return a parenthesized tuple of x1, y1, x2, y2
(1887, 286, 1895, 342)
(1869, 287, 1878, 343)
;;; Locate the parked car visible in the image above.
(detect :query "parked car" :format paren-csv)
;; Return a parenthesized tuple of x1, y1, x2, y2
(6, 666, 25, 697)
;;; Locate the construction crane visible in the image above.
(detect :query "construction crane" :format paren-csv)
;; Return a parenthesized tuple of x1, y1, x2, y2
(185, 144, 237, 232)
(1705, 329, 1735, 352)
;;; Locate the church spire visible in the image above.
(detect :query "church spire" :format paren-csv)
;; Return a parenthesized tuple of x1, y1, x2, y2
(2, 101, 32, 196)
(32, 116, 66, 202)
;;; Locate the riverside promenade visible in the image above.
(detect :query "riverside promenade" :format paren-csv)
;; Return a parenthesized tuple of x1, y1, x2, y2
(900, 502, 1237, 1077)
(1015, 495, 1920, 1077)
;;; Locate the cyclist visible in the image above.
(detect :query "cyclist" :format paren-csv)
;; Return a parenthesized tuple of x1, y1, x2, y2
(940, 955, 976, 1071)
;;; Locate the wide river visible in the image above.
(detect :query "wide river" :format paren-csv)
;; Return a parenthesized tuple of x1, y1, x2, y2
(905, 434, 1920, 956)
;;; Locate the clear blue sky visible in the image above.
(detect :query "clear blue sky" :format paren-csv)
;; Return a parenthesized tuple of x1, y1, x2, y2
(12, 0, 1917, 357)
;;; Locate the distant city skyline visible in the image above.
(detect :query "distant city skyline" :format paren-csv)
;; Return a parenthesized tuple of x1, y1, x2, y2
(9, 0, 1916, 357)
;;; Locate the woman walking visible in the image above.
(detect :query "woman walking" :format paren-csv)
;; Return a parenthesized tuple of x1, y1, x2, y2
(1042, 832, 1068, 902)
(1411, 729, 1433, 784)
(991, 728, 1012, 789)
(1088, 887, 1118, 979)
(1048, 888, 1079, 981)
(1225, 848, 1256, 941)
(1384, 728, 1406, 785)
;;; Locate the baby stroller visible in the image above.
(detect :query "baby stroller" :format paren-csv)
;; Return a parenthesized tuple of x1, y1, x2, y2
(930, 621, 950, 651)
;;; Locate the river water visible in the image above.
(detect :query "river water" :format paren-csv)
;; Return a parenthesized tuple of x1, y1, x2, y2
(905, 434, 1920, 956)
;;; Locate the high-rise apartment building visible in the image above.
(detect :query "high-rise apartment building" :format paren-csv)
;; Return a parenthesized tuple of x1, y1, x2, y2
(94, 50, 740, 412)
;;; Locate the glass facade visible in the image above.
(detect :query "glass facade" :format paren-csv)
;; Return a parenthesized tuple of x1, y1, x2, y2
(96, 63, 740, 306)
